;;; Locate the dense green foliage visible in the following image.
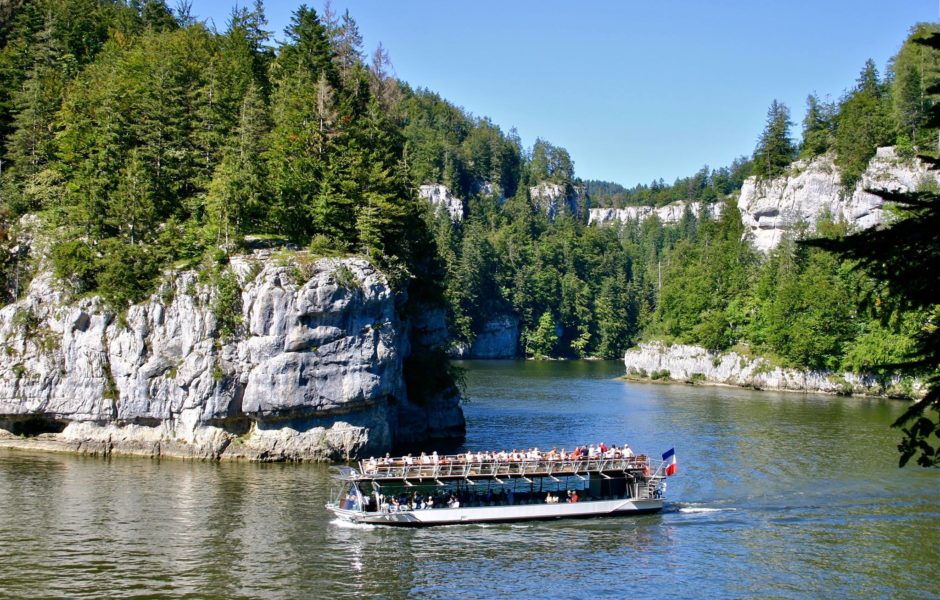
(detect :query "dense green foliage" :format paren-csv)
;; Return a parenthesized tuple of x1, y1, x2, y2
(585, 159, 752, 208)
(0, 0, 442, 309)
(0, 1, 935, 400)
(833, 60, 896, 187)
(805, 28, 940, 467)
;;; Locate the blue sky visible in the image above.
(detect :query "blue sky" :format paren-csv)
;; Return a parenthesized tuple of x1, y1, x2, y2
(189, 0, 937, 187)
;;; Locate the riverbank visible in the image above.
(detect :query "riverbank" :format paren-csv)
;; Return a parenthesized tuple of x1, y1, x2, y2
(623, 341, 921, 398)
(0, 418, 381, 462)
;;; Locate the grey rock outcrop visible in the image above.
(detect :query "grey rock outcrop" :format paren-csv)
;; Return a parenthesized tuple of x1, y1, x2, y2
(529, 182, 589, 220)
(419, 184, 464, 221)
(479, 182, 505, 203)
(624, 341, 920, 397)
(737, 147, 939, 252)
(0, 253, 464, 461)
(449, 314, 520, 359)
(588, 201, 724, 226)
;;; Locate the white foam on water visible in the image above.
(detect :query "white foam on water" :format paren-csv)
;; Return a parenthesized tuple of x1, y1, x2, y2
(678, 507, 735, 514)
(330, 518, 377, 530)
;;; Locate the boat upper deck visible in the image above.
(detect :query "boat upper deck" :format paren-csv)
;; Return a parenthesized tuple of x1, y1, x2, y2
(348, 454, 665, 483)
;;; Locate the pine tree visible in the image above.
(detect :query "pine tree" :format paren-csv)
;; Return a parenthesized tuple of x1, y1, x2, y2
(204, 83, 270, 248)
(324, 5, 363, 84)
(5, 13, 69, 179)
(370, 43, 402, 115)
(834, 60, 895, 188)
(800, 94, 834, 159)
(527, 310, 558, 358)
(752, 99, 796, 179)
(109, 149, 157, 245)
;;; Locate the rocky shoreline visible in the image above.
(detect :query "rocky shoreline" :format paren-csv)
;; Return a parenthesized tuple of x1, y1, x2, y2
(624, 341, 920, 398)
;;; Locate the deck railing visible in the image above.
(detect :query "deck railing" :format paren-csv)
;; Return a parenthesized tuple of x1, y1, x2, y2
(357, 454, 663, 482)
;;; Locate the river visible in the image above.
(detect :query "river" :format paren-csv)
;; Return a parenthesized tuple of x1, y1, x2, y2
(1, 360, 937, 599)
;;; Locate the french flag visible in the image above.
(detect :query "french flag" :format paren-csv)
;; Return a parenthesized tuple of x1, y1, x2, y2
(662, 448, 677, 476)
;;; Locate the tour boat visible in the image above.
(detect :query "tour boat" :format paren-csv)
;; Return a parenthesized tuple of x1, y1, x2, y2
(326, 449, 672, 526)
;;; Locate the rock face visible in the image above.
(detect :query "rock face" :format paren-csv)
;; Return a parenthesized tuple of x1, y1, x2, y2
(588, 201, 724, 226)
(529, 182, 589, 220)
(449, 314, 520, 359)
(737, 147, 939, 252)
(419, 184, 464, 221)
(0, 254, 464, 461)
(624, 341, 920, 397)
(470, 315, 519, 359)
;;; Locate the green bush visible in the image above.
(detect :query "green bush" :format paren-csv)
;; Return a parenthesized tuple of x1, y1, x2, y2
(211, 269, 243, 340)
(651, 369, 671, 381)
(333, 264, 360, 290)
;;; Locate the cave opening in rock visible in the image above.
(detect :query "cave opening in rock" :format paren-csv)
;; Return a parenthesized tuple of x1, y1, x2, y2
(1, 416, 68, 437)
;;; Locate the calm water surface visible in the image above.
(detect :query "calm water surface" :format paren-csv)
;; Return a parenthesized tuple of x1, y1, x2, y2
(1, 360, 938, 599)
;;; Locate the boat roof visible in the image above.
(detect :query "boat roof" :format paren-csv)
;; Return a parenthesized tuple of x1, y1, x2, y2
(340, 453, 664, 484)
(329, 466, 360, 481)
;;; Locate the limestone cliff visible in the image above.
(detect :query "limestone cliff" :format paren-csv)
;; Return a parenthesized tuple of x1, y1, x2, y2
(529, 182, 589, 220)
(588, 201, 724, 226)
(738, 147, 938, 252)
(418, 184, 464, 221)
(624, 341, 920, 397)
(0, 252, 465, 461)
(448, 314, 520, 360)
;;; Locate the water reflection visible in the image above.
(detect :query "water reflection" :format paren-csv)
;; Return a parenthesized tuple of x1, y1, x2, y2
(0, 361, 937, 598)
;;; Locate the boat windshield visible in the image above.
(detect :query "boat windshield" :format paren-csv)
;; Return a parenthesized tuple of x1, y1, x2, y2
(329, 479, 363, 512)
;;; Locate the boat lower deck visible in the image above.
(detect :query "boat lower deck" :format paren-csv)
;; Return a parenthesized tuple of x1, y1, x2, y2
(330, 497, 664, 527)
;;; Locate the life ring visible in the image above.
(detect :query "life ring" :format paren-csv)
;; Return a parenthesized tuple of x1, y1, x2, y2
(643, 465, 650, 477)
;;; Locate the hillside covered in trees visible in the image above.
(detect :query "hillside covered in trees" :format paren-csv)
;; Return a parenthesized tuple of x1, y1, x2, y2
(0, 1, 937, 389)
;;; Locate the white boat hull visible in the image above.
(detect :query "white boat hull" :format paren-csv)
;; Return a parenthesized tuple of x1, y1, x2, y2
(329, 497, 663, 527)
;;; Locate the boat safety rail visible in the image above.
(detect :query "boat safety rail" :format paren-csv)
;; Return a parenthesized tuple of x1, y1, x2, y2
(357, 455, 664, 481)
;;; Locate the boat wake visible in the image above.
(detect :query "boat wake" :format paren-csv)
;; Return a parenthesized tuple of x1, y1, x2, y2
(668, 502, 737, 515)
(330, 518, 377, 530)
(678, 506, 735, 514)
